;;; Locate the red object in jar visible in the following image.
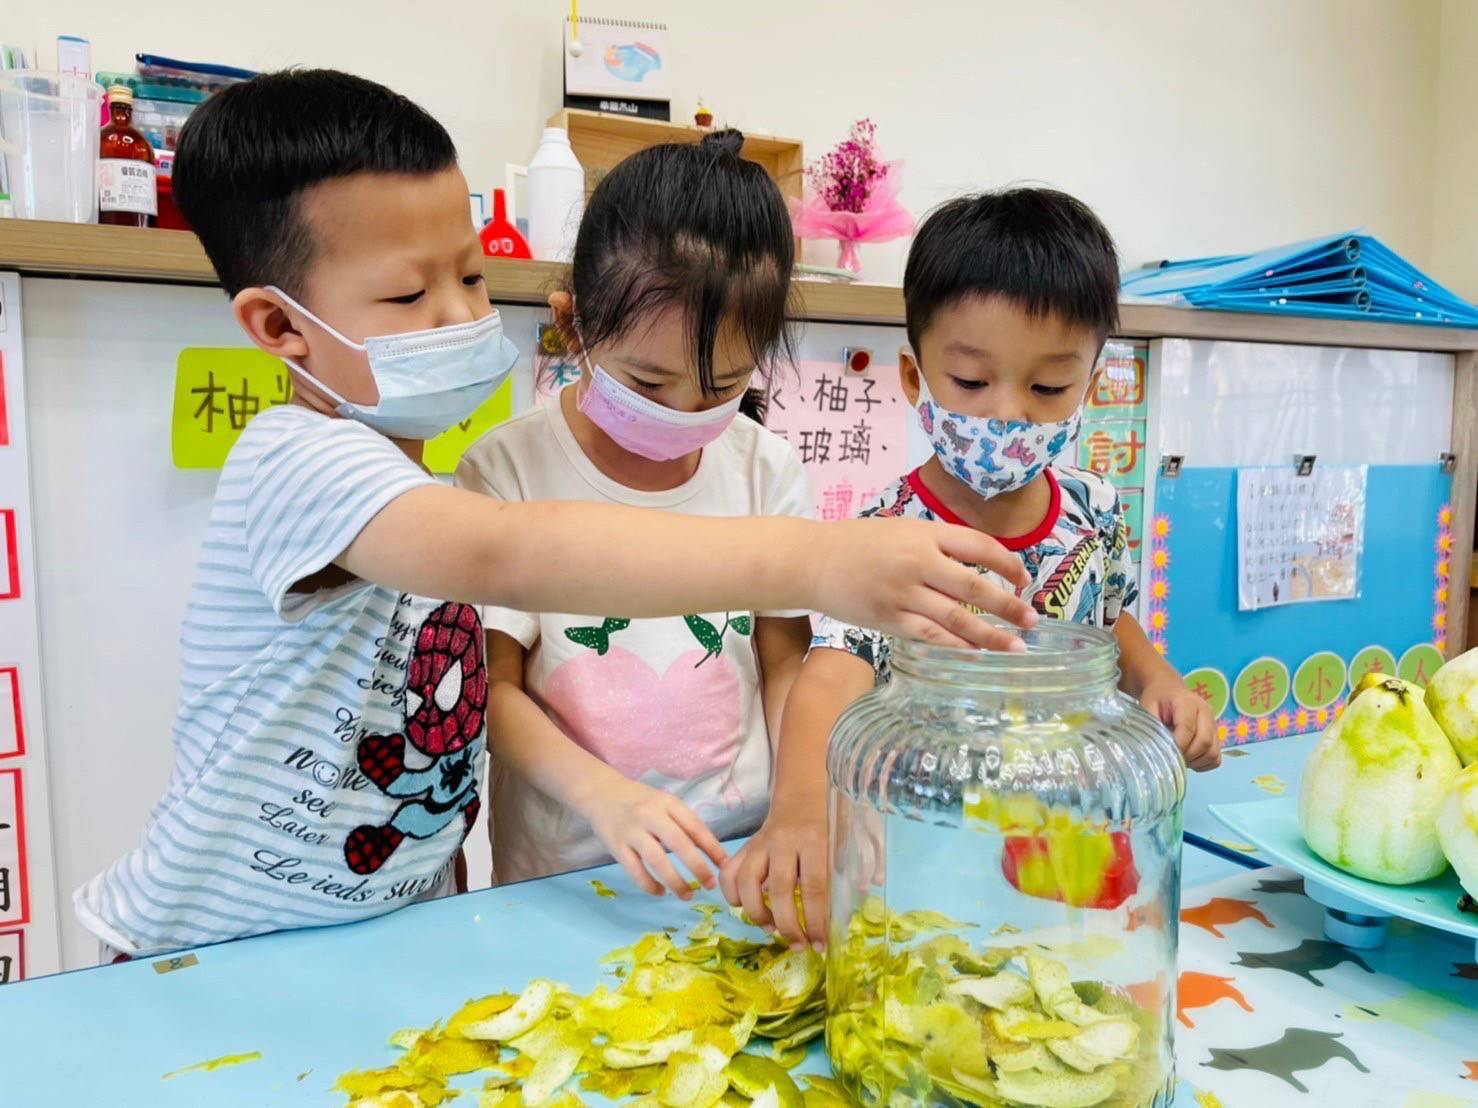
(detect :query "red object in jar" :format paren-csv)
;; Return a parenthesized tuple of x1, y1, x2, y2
(1001, 829, 1139, 910)
(479, 188, 533, 259)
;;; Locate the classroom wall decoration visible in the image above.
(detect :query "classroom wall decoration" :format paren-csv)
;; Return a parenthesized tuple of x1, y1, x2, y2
(0, 275, 65, 979)
(563, 17, 671, 103)
(169, 347, 512, 473)
(1152, 337, 1452, 747)
(1235, 465, 1367, 611)
(764, 360, 910, 519)
(1077, 341, 1150, 564)
(1158, 476, 1448, 746)
(0, 666, 22, 759)
(0, 769, 27, 931)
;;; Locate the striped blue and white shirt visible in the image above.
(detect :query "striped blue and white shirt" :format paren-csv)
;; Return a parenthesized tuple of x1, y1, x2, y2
(75, 406, 488, 956)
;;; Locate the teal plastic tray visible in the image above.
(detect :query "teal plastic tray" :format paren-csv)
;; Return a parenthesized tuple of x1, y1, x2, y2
(1210, 796, 1478, 950)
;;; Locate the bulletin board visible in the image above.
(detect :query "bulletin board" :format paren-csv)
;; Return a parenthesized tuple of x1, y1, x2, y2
(1147, 338, 1455, 746)
(1154, 465, 1449, 745)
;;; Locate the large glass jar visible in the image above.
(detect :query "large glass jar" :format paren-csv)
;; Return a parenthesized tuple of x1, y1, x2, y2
(826, 622, 1184, 1108)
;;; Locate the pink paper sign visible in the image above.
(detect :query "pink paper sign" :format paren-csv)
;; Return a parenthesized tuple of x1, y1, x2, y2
(765, 361, 910, 520)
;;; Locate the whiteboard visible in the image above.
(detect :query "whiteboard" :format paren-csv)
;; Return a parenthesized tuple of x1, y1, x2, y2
(1154, 338, 1453, 465)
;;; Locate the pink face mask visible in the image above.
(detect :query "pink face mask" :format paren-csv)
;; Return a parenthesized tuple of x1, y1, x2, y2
(576, 358, 744, 462)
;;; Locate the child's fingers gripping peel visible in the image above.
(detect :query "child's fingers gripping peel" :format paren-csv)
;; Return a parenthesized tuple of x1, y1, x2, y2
(723, 848, 775, 933)
(759, 850, 801, 944)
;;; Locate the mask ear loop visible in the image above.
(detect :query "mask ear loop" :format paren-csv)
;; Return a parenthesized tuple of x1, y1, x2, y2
(263, 285, 369, 352)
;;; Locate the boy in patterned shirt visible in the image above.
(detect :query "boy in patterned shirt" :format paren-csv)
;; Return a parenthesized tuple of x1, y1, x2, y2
(720, 188, 1221, 949)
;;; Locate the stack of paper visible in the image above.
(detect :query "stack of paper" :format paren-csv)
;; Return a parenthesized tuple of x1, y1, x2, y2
(1121, 232, 1478, 326)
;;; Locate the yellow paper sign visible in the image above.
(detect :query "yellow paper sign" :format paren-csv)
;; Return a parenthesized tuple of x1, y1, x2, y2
(172, 348, 512, 473)
(172, 348, 293, 468)
(422, 378, 513, 474)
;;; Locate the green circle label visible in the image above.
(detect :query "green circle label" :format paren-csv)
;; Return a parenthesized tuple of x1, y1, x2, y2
(1348, 645, 1398, 689)
(1398, 643, 1444, 688)
(1234, 657, 1291, 718)
(1183, 667, 1230, 719)
(1293, 651, 1346, 710)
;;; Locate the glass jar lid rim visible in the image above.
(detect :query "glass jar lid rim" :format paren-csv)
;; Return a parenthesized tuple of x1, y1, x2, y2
(889, 618, 1118, 678)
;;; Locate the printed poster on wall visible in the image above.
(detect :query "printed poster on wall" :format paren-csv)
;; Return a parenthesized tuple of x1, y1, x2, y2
(765, 361, 910, 520)
(1236, 465, 1367, 611)
(1077, 341, 1149, 562)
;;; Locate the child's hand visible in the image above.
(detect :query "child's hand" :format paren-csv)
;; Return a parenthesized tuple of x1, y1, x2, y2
(584, 779, 728, 898)
(816, 520, 1036, 650)
(1141, 677, 1220, 771)
(720, 796, 828, 952)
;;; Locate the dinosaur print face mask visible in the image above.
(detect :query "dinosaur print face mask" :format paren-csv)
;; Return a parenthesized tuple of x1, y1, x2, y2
(915, 374, 1081, 500)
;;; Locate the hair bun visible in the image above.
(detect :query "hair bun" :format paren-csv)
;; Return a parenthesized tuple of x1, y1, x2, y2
(701, 128, 745, 158)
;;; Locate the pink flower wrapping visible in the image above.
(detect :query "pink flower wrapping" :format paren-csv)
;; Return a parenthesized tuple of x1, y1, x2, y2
(789, 161, 915, 272)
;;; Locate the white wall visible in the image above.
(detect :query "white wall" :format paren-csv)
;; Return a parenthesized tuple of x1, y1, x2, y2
(1432, 0, 1478, 300)
(4, 0, 1447, 284)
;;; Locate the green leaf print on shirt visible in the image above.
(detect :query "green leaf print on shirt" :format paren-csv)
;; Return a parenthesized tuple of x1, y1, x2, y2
(563, 617, 632, 656)
(685, 613, 753, 667)
(564, 614, 751, 666)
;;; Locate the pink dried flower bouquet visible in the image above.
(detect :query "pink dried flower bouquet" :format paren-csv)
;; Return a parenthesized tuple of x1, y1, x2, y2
(790, 118, 914, 272)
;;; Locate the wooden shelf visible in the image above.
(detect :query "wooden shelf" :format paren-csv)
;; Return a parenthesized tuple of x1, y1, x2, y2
(549, 108, 804, 200)
(3, 219, 1478, 351)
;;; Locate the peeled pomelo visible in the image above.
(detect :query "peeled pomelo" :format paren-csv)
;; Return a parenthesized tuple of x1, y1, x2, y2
(1437, 763, 1478, 899)
(1353, 670, 1412, 700)
(1425, 647, 1478, 766)
(1299, 678, 1459, 884)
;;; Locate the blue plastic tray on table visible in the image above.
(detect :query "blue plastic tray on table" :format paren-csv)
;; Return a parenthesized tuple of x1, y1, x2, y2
(1212, 796, 1478, 959)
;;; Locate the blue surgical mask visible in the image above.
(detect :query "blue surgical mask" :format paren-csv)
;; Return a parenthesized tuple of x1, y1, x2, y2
(267, 287, 519, 440)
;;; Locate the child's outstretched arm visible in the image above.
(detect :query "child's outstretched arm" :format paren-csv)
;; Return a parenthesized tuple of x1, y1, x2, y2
(1115, 614, 1220, 770)
(485, 632, 728, 897)
(340, 485, 1037, 645)
(721, 647, 875, 950)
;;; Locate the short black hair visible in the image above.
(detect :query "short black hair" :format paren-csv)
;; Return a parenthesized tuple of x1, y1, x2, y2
(173, 69, 458, 296)
(567, 128, 794, 422)
(904, 187, 1120, 351)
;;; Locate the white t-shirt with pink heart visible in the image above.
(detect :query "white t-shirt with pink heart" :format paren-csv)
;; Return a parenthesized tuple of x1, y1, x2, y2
(453, 392, 814, 885)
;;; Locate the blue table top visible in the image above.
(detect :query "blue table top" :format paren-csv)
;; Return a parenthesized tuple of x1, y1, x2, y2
(0, 845, 1249, 1107)
(1184, 734, 1317, 868)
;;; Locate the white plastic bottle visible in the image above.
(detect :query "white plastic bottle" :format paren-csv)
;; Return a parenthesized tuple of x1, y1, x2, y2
(526, 127, 584, 263)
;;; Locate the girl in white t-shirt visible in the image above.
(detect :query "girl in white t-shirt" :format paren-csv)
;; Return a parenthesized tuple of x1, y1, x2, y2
(455, 130, 815, 898)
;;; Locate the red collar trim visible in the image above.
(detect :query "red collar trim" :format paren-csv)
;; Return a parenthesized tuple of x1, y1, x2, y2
(905, 467, 1062, 551)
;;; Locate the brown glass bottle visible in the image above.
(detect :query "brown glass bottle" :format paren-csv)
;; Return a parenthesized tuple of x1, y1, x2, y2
(98, 84, 157, 228)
